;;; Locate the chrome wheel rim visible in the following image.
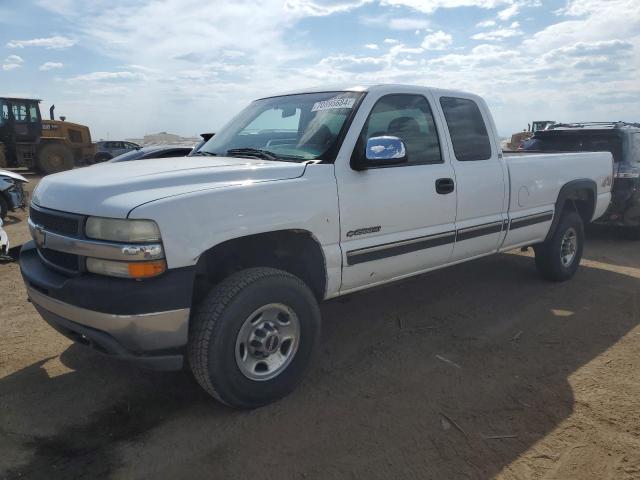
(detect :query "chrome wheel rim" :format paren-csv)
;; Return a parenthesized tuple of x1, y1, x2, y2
(235, 303, 300, 381)
(560, 227, 578, 267)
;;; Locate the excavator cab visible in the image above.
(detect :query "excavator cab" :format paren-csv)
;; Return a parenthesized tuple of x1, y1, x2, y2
(0, 97, 44, 169)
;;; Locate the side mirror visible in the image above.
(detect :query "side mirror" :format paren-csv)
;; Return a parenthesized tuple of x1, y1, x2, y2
(364, 136, 407, 167)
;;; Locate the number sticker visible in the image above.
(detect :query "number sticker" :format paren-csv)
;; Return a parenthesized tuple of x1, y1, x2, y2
(311, 97, 356, 112)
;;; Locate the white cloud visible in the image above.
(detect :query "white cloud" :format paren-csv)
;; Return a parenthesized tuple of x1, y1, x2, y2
(524, 0, 640, 53)
(360, 14, 430, 30)
(5, 54, 24, 63)
(284, 0, 371, 15)
(497, 3, 519, 20)
(39, 62, 64, 71)
(421, 31, 453, 50)
(384, 38, 399, 44)
(364, 43, 379, 50)
(472, 22, 522, 41)
(389, 17, 430, 30)
(477, 19, 496, 27)
(7, 35, 76, 49)
(2, 55, 23, 71)
(68, 71, 145, 82)
(381, 0, 510, 14)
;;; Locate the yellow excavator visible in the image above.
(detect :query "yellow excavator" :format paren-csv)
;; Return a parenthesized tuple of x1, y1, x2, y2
(0, 97, 95, 174)
(507, 120, 556, 151)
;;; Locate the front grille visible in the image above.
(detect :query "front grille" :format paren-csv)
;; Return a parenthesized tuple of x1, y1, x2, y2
(38, 248, 81, 273)
(30, 205, 82, 237)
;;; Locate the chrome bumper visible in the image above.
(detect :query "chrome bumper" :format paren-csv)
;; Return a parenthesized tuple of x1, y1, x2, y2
(27, 285, 190, 354)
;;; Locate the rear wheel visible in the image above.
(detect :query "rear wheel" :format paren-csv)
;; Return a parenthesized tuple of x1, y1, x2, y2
(188, 267, 321, 408)
(534, 211, 584, 281)
(37, 143, 74, 174)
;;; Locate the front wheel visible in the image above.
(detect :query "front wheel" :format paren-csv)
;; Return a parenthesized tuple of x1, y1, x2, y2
(188, 267, 321, 408)
(534, 211, 584, 282)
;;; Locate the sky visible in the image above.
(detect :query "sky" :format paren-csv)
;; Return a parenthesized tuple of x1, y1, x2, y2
(0, 0, 639, 139)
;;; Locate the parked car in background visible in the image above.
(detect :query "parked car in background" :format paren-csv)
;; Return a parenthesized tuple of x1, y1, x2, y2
(189, 133, 215, 156)
(524, 122, 640, 236)
(0, 169, 28, 220)
(22, 85, 612, 408)
(108, 145, 194, 163)
(94, 141, 141, 162)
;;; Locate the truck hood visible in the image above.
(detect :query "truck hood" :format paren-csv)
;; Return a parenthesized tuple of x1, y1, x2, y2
(32, 156, 307, 217)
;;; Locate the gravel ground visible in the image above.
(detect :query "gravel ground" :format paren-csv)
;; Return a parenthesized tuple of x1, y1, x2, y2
(1, 174, 639, 480)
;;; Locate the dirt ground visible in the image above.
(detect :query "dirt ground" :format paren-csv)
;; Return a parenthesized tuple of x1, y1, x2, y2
(1, 173, 639, 480)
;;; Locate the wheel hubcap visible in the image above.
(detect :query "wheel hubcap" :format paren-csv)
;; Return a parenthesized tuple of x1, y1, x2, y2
(235, 303, 300, 381)
(560, 227, 578, 267)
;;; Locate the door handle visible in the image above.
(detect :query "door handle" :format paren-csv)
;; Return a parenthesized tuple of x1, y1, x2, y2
(435, 178, 455, 194)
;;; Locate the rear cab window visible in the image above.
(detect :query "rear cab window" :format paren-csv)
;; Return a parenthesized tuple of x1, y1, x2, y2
(439, 97, 492, 161)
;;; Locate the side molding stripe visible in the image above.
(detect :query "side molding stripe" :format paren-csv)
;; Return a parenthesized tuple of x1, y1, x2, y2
(456, 221, 503, 242)
(345, 210, 554, 266)
(347, 231, 455, 266)
(509, 211, 554, 230)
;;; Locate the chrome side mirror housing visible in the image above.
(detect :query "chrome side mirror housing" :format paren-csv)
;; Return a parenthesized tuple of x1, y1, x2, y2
(364, 136, 407, 166)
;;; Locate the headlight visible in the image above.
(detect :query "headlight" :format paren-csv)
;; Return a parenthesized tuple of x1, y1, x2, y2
(85, 217, 161, 243)
(86, 258, 167, 279)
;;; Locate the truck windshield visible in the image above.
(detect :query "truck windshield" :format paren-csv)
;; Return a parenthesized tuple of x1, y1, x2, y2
(525, 133, 623, 163)
(198, 91, 364, 162)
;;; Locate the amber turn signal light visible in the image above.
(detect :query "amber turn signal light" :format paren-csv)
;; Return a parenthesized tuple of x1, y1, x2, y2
(127, 260, 167, 279)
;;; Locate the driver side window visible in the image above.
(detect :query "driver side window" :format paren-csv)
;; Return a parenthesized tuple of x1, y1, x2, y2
(357, 94, 442, 165)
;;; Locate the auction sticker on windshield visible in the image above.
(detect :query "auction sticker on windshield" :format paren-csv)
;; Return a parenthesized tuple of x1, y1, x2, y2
(311, 97, 356, 112)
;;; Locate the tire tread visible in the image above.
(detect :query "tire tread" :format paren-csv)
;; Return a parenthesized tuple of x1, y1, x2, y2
(535, 210, 584, 282)
(188, 267, 314, 406)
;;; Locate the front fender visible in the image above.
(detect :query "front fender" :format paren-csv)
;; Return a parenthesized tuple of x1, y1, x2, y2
(127, 164, 341, 271)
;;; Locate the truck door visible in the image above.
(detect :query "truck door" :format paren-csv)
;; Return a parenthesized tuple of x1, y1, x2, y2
(436, 95, 507, 261)
(335, 92, 457, 292)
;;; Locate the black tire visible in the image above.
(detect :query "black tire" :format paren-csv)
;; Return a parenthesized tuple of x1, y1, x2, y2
(534, 211, 584, 281)
(0, 195, 8, 220)
(188, 267, 321, 408)
(37, 143, 74, 174)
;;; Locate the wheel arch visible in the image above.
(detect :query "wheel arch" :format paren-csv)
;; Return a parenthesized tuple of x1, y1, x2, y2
(192, 229, 328, 304)
(545, 179, 596, 242)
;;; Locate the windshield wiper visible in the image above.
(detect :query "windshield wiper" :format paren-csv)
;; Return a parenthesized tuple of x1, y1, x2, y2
(226, 148, 280, 161)
(192, 151, 217, 156)
(225, 148, 307, 163)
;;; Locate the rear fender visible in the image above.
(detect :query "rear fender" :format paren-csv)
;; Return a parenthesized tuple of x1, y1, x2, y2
(545, 179, 596, 242)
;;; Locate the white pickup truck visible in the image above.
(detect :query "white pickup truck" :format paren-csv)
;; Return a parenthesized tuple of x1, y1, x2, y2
(20, 85, 612, 408)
